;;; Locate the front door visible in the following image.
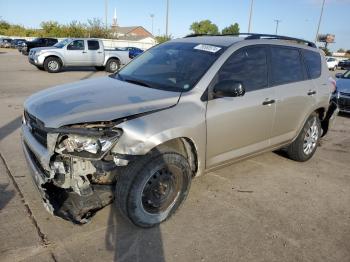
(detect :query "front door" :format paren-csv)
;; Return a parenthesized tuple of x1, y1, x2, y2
(206, 46, 275, 168)
(65, 40, 89, 66)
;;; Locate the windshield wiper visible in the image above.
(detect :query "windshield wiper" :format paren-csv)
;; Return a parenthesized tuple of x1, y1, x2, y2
(121, 77, 151, 88)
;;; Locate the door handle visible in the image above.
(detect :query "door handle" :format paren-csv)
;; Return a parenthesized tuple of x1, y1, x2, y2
(307, 90, 317, 96)
(82, 51, 87, 53)
(262, 99, 275, 106)
(97, 51, 102, 54)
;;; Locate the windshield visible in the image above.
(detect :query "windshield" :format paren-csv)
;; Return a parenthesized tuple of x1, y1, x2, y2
(115, 42, 225, 92)
(342, 71, 350, 79)
(54, 39, 71, 48)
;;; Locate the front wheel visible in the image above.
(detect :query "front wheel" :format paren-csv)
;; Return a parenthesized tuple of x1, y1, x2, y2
(105, 58, 120, 73)
(287, 113, 321, 162)
(44, 57, 62, 73)
(115, 150, 192, 228)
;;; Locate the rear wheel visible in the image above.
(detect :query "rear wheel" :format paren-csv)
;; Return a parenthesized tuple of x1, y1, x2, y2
(105, 58, 120, 73)
(115, 149, 192, 228)
(44, 57, 62, 73)
(287, 113, 321, 162)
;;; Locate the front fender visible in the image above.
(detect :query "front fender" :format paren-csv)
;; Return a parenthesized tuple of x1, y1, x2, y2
(40, 51, 66, 66)
(111, 93, 207, 175)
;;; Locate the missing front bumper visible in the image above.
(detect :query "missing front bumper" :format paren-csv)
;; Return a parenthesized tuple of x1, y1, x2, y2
(22, 141, 114, 224)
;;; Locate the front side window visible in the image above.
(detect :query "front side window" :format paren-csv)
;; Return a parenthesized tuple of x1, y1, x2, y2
(116, 42, 225, 92)
(215, 46, 268, 92)
(303, 50, 321, 79)
(88, 40, 100, 50)
(270, 46, 305, 85)
(67, 40, 85, 51)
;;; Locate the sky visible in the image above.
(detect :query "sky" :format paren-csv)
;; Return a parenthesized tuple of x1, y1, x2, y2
(0, 0, 349, 51)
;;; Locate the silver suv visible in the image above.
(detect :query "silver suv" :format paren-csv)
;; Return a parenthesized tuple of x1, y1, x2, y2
(21, 34, 337, 227)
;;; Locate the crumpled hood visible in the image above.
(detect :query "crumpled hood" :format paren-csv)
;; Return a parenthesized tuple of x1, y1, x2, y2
(336, 78, 350, 93)
(24, 76, 180, 128)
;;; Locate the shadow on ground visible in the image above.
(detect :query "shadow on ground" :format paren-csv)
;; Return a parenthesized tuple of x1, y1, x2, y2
(0, 116, 21, 141)
(0, 183, 15, 210)
(105, 207, 165, 262)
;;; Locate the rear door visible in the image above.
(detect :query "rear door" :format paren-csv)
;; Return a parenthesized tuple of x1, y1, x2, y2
(87, 40, 104, 66)
(269, 45, 317, 145)
(206, 45, 276, 168)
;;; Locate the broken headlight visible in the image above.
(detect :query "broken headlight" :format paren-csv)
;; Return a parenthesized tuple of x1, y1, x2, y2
(55, 129, 122, 159)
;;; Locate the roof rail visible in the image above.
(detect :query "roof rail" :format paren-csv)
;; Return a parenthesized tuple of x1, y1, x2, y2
(184, 33, 317, 48)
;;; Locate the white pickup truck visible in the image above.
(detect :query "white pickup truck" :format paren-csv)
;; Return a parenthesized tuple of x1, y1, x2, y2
(28, 38, 131, 73)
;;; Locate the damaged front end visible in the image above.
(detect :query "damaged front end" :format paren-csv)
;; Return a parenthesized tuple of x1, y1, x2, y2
(22, 113, 130, 223)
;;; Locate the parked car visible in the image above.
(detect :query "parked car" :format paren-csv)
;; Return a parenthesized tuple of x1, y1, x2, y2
(338, 59, 350, 70)
(326, 57, 338, 71)
(21, 37, 58, 55)
(116, 46, 144, 59)
(11, 39, 26, 48)
(334, 70, 350, 113)
(0, 38, 12, 48)
(21, 34, 337, 227)
(28, 38, 131, 73)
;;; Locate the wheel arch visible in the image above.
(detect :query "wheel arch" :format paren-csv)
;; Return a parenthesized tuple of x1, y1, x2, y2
(151, 137, 199, 176)
(44, 55, 63, 66)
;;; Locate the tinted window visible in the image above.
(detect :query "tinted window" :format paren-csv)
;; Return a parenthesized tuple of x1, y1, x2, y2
(67, 40, 84, 50)
(270, 47, 305, 85)
(216, 46, 268, 92)
(303, 50, 321, 79)
(88, 40, 100, 50)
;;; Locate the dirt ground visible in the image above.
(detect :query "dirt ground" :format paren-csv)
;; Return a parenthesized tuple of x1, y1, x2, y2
(0, 48, 349, 262)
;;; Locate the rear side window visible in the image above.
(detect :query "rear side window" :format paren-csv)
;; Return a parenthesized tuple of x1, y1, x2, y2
(270, 46, 305, 85)
(303, 50, 321, 79)
(88, 40, 100, 50)
(216, 46, 268, 92)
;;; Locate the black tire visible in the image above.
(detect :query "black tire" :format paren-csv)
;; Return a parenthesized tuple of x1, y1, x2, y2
(95, 66, 105, 71)
(44, 57, 62, 73)
(105, 58, 120, 73)
(287, 113, 321, 162)
(115, 149, 192, 228)
(36, 66, 45, 71)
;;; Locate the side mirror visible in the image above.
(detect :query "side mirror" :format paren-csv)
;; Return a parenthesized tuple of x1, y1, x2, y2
(213, 80, 245, 98)
(335, 73, 343, 78)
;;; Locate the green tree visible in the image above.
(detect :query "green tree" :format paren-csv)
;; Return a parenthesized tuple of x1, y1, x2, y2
(337, 48, 345, 53)
(222, 22, 240, 35)
(87, 18, 109, 38)
(319, 47, 331, 56)
(40, 21, 63, 37)
(190, 20, 219, 35)
(155, 35, 172, 44)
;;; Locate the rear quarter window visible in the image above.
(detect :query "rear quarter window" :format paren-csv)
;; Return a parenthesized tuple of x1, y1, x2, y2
(302, 50, 322, 79)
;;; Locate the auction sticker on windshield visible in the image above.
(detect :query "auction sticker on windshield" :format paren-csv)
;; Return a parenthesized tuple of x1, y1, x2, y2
(194, 44, 222, 53)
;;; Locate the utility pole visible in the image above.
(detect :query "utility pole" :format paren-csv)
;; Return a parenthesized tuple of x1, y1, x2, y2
(165, 0, 169, 36)
(248, 0, 254, 33)
(315, 0, 326, 43)
(105, 0, 108, 30)
(274, 19, 281, 35)
(150, 14, 155, 35)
